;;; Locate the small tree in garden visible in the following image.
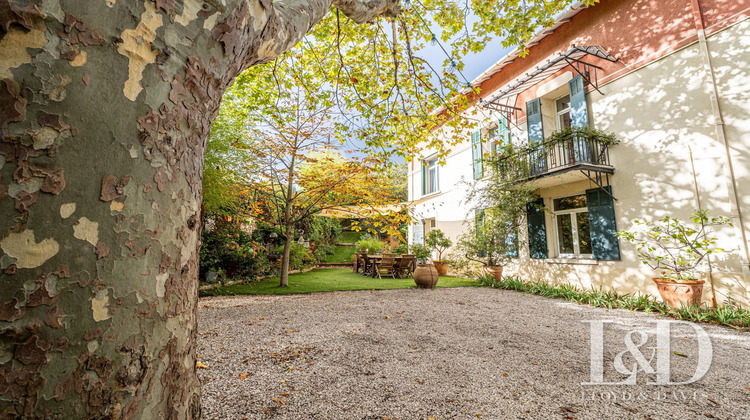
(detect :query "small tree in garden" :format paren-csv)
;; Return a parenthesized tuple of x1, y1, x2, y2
(458, 145, 538, 267)
(202, 91, 262, 219)
(617, 211, 731, 281)
(410, 243, 433, 264)
(425, 229, 453, 261)
(235, 52, 406, 287)
(457, 208, 519, 267)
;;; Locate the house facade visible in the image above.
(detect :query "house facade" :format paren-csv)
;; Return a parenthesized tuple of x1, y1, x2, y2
(407, 0, 750, 307)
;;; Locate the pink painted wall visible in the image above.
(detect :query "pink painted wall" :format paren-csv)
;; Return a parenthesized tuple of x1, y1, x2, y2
(474, 0, 749, 117)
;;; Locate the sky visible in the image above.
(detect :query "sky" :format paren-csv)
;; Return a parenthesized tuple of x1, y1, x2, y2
(418, 34, 514, 84)
(379, 39, 515, 165)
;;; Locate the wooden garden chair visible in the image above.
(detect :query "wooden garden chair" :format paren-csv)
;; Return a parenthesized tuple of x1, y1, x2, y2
(353, 252, 360, 274)
(395, 255, 415, 278)
(360, 254, 371, 276)
(376, 255, 398, 279)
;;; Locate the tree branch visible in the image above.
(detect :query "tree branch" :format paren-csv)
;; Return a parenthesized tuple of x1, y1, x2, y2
(251, 0, 400, 66)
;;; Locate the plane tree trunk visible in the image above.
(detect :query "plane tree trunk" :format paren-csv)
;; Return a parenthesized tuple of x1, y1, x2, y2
(0, 0, 397, 417)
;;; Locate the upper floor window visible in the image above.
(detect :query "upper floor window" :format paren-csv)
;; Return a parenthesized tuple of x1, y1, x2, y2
(422, 157, 439, 195)
(556, 94, 572, 129)
(487, 126, 498, 150)
(526, 75, 589, 144)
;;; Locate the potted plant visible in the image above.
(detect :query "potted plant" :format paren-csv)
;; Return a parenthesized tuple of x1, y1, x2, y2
(411, 243, 439, 288)
(456, 209, 520, 282)
(425, 229, 453, 276)
(617, 210, 730, 308)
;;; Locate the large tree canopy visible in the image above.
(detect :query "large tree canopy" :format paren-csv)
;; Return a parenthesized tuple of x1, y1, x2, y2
(0, 0, 590, 417)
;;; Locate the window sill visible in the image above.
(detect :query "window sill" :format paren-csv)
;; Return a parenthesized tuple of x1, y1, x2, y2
(421, 191, 442, 199)
(545, 258, 598, 266)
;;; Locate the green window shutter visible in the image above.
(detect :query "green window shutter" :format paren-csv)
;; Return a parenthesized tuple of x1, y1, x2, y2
(475, 209, 486, 258)
(471, 130, 483, 179)
(526, 99, 547, 176)
(568, 75, 589, 128)
(496, 116, 510, 155)
(526, 198, 548, 259)
(475, 209, 485, 232)
(505, 224, 518, 258)
(525, 98, 543, 143)
(586, 186, 620, 260)
(421, 160, 427, 196)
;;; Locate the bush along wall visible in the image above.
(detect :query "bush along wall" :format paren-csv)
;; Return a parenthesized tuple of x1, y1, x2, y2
(199, 217, 333, 283)
(479, 275, 749, 329)
(199, 218, 273, 283)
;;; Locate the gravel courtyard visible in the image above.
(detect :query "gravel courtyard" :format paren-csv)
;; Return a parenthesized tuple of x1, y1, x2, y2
(198, 287, 750, 419)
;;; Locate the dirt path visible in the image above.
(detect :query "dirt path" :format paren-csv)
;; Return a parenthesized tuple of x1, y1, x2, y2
(198, 287, 750, 419)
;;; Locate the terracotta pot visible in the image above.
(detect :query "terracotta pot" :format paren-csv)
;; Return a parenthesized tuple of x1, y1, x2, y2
(433, 260, 449, 276)
(413, 263, 439, 289)
(652, 278, 704, 308)
(483, 266, 504, 282)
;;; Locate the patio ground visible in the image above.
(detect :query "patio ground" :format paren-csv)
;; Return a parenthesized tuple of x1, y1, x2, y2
(198, 287, 750, 419)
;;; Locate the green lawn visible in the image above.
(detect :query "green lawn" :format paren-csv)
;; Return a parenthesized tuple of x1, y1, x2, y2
(200, 268, 479, 296)
(320, 245, 356, 263)
(337, 230, 363, 243)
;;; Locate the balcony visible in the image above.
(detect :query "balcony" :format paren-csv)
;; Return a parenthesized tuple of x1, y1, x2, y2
(496, 132, 615, 187)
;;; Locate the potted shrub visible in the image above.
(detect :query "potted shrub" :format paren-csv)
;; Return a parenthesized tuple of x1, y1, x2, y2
(425, 229, 453, 276)
(456, 209, 520, 282)
(617, 210, 730, 308)
(411, 243, 438, 288)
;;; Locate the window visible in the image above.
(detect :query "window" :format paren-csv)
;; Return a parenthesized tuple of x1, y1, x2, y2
(424, 218, 436, 236)
(556, 95, 572, 129)
(412, 220, 424, 245)
(553, 194, 592, 257)
(487, 126, 498, 154)
(423, 157, 439, 195)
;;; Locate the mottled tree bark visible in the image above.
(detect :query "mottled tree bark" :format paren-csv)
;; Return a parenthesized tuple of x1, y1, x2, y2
(0, 0, 397, 417)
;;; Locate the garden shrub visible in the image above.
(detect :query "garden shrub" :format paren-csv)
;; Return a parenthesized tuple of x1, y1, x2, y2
(274, 242, 316, 270)
(480, 275, 749, 329)
(392, 243, 409, 255)
(305, 217, 342, 263)
(200, 218, 273, 282)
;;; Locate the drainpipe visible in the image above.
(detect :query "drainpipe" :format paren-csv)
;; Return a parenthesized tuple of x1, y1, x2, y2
(689, 146, 717, 308)
(690, 0, 750, 304)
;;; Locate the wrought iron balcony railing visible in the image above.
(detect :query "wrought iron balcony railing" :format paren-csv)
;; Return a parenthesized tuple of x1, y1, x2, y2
(496, 133, 614, 182)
